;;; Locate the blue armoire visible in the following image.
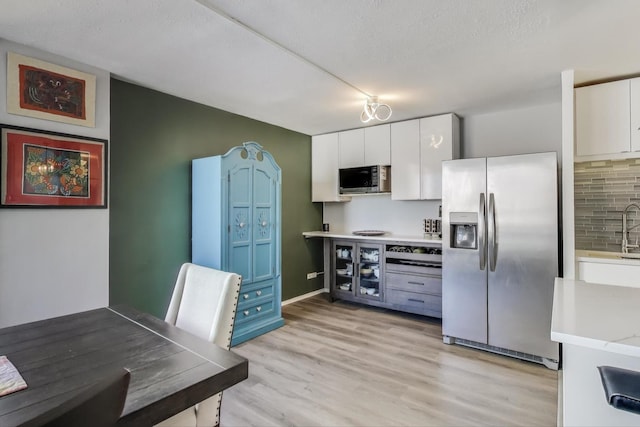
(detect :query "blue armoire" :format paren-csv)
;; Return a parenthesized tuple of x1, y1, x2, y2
(192, 142, 284, 346)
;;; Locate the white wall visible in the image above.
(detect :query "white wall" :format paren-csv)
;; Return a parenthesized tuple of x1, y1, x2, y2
(0, 39, 110, 327)
(462, 102, 562, 160)
(323, 194, 440, 236)
(324, 101, 563, 236)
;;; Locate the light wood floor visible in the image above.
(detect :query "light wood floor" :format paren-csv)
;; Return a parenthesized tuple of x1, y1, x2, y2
(221, 294, 558, 426)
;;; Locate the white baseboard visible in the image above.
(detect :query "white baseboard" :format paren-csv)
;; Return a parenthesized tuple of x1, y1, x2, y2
(282, 288, 328, 306)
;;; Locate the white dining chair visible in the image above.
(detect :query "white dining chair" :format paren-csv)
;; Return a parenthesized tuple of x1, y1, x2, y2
(156, 263, 242, 427)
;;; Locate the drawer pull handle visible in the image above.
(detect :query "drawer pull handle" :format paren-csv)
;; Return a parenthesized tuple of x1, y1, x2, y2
(408, 298, 424, 304)
(256, 290, 262, 296)
(243, 294, 249, 299)
(243, 310, 250, 316)
(256, 306, 262, 312)
(408, 281, 425, 286)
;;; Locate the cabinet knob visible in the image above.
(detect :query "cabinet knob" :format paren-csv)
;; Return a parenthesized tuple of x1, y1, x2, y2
(243, 294, 249, 299)
(243, 310, 250, 316)
(261, 221, 268, 227)
(256, 306, 262, 312)
(239, 222, 246, 228)
(256, 290, 262, 296)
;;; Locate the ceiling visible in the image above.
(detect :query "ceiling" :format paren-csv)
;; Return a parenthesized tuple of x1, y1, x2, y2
(2, 0, 640, 136)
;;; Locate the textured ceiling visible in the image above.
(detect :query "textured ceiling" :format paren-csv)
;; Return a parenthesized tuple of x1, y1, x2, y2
(1, 0, 639, 135)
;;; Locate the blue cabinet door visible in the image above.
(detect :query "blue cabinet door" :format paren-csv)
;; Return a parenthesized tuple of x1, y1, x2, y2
(221, 142, 283, 345)
(228, 163, 253, 282)
(253, 163, 278, 282)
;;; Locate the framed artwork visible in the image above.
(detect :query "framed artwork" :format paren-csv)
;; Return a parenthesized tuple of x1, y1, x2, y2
(0, 125, 107, 208)
(6, 52, 96, 127)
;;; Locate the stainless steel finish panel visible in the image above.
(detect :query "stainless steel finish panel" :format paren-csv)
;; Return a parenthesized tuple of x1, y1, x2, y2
(486, 152, 558, 360)
(379, 165, 391, 192)
(442, 157, 488, 343)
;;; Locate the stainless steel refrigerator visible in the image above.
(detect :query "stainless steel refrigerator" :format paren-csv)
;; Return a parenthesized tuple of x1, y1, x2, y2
(441, 152, 559, 369)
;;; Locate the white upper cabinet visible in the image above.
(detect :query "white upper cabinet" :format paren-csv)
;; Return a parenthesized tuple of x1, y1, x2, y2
(364, 124, 391, 165)
(312, 115, 457, 201)
(338, 129, 365, 168)
(575, 80, 631, 157)
(312, 133, 345, 202)
(420, 114, 460, 200)
(391, 114, 460, 200)
(575, 78, 640, 158)
(390, 119, 421, 200)
(338, 125, 391, 168)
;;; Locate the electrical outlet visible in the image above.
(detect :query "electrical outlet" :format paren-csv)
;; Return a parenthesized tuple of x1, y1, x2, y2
(306, 272, 318, 280)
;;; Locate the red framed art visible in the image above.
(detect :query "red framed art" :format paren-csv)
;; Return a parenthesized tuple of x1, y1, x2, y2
(0, 125, 107, 208)
(6, 52, 96, 127)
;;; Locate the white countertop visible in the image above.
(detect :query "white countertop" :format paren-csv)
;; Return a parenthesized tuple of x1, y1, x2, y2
(302, 230, 442, 244)
(575, 249, 640, 265)
(551, 277, 640, 357)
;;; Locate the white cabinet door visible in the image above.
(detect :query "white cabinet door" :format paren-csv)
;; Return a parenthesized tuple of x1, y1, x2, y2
(420, 114, 459, 199)
(575, 80, 631, 156)
(364, 124, 390, 166)
(392, 115, 459, 200)
(338, 128, 365, 168)
(631, 78, 640, 152)
(391, 119, 421, 200)
(340, 125, 390, 168)
(312, 133, 342, 202)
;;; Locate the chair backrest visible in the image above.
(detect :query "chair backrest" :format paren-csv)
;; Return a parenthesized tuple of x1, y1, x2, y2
(165, 263, 242, 349)
(22, 368, 130, 427)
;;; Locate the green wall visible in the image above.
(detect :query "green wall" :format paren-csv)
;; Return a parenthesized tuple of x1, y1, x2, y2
(109, 79, 324, 318)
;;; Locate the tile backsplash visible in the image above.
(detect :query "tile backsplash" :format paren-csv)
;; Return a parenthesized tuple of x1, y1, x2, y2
(575, 158, 640, 251)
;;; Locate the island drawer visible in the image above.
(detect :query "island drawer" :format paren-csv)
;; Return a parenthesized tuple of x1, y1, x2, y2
(385, 272, 442, 295)
(386, 289, 442, 317)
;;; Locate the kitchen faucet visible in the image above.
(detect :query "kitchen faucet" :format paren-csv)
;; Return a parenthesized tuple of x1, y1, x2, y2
(622, 203, 640, 253)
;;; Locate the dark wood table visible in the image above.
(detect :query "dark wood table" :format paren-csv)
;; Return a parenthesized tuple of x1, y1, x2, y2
(0, 305, 249, 426)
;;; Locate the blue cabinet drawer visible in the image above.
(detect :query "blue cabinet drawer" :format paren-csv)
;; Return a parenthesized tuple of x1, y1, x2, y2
(236, 299, 275, 325)
(238, 283, 274, 307)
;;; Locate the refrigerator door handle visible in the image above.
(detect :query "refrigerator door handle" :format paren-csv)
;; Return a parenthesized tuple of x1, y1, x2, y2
(478, 192, 487, 270)
(488, 192, 497, 271)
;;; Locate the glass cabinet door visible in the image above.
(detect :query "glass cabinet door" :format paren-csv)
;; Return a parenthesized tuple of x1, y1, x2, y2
(357, 243, 382, 300)
(333, 241, 355, 295)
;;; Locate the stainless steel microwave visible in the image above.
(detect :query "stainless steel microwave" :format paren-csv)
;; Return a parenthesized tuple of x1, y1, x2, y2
(339, 165, 391, 194)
